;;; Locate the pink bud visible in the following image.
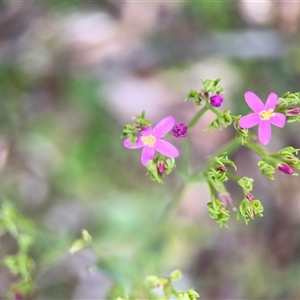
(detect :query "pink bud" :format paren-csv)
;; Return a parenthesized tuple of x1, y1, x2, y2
(246, 193, 254, 201)
(157, 162, 165, 174)
(210, 94, 224, 108)
(172, 123, 188, 138)
(14, 293, 23, 300)
(286, 107, 300, 116)
(278, 163, 294, 175)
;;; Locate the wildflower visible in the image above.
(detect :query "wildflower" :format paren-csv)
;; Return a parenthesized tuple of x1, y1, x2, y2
(172, 122, 188, 138)
(277, 163, 294, 175)
(210, 94, 223, 108)
(124, 116, 179, 166)
(239, 91, 286, 145)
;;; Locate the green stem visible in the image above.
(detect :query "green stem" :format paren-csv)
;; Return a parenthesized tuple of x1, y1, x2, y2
(218, 137, 241, 156)
(188, 105, 209, 129)
(159, 138, 241, 223)
(209, 106, 222, 117)
(245, 142, 267, 157)
(158, 183, 186, 223)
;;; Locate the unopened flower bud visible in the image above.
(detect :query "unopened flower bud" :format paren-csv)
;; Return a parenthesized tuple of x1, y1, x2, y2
(286, 107, 300, 116)
(172, 123, 188, 138)
(157, 162, 165, 174)
(278, 163, 294, 175)
(246, 193, 254, 201)
(210, 94, 224, 108)
(216, 166, 227, 172)
(14, 293, 23, 300)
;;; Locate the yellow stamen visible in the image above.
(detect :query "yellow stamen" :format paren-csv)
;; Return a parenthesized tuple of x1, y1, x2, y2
(259, 109, 275, 120)
(141, 135, 156, 147)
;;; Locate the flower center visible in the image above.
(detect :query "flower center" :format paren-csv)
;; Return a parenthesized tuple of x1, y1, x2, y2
(141, 135, 156, 147)
(259, 109, 275, 120)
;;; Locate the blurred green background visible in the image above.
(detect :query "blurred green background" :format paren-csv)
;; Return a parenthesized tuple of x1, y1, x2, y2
(1, 0, 300, 299)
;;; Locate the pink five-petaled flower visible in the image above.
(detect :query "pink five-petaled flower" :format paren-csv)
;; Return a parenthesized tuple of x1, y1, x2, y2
(239, 91, 286, 145)
(124, 116, 179, 166)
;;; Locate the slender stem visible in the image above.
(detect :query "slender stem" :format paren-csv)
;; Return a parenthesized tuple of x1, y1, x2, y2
(158, 138, 241, 223)
(158, 182, 186, 223)
(188, 105, 209, 129)
(209, 106, 222, 117)
(245, 142, 267, 157)
(218, 137, 241, 156)
(182, 135, 190, 176)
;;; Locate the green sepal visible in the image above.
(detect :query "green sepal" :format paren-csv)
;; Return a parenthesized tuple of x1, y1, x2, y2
(146, 156, 176, 183)
(237, 199, 264, 224)
(278, 148, 300, 169)
(121, 110, 151, 144)
(205, 110, 233, 131)
(233, 117, 249, 145)
(207, 168, 228, 182)
(146, 160, 164, 184)
(237, 177, 254, 194)
(257, 161, 275, 180)
(201, 78, 223, 94)
(185, 90, 203, 106)
(214, 154, 236, 170)
(278, 91, 300, 107)
(207, 198, 230, 228)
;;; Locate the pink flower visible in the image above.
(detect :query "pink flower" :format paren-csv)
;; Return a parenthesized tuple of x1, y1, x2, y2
(239, 91, 286, 145)
(124, 116, 179, 166)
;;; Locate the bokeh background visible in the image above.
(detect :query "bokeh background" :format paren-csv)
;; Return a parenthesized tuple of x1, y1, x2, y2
(1, 0, 300, 299)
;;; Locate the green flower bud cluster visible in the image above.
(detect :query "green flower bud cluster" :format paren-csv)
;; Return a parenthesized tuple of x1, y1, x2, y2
(185, 78, 224, 106)
(233, 118, 249, 144)
(278, 92, 300, 123)
(237, 177, 263, 224)
(206, 109, 233, 131)
(258, 161, 275, 180)
(145, 269, 200, 300)
(278, 91, 300, 107)
(237, 198, 264, 225)
(207, 198, 230, 228)
(257, 147, 300, 179)
(206, 154, 236, 183)
(146, 155, 176, 184)
(121, 110, 151, 146)
(278, 147, 300, 169)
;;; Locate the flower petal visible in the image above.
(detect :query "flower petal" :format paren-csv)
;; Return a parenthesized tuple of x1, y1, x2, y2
(153, 116, 175, 139)
(258, 121, 271, 145)
(141, 126, 152, 136)
(238, 113, 260, 128)
(270, 113, 286, 128)
(141, 146, 155, 166)
(124, 137, 144, 149)
(154, 139, 179, 158)
(244, 91, 264, 113)
(264, 92, 278, 110)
